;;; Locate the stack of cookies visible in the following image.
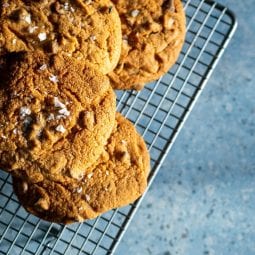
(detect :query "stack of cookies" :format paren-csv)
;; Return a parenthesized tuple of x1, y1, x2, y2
(0, 0, 185, 224)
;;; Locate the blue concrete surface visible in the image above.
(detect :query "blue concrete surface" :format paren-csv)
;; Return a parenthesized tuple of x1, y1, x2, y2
(116, 1, 255, 254)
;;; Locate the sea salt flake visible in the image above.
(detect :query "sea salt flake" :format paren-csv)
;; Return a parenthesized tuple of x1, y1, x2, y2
(12, 38, 17, 45)
(90, 35, 96, 41)
(13, 128, 18, 134)
(39, 64, 47, 71)
(22, 182, 28, 193)
(131, 9, 140, 17)
(49, 74, 59, 83)
(85, 0, 92, 4)
(23, 14, 31, 24)
(37, 129, 43, 138)
(76, 187, 83, 193)
(28, 26, 38, 34)
(106, 171, 109, 176)
(56, 114, 65, 120)
(54, 97, 65, 108)
(47, 113, 55, 121)
(85, 194, 90, 201)
(63, 2, 69, 10)
(1, 135, 7, 139)
(87, 173, 93, 179)
(58, 108, 70, 117)
(2, 2, 9, 7)
(70, 7, 75, 12)
(23, 116, 33, 126)
(55, 124, 66, 133)
(38, 32, 47, 41)
(20, 107, 31, 118)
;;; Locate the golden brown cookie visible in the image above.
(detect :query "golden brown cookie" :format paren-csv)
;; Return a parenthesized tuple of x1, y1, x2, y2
(0, 51, 116, 180)
(0, 0, 122, 74)
(108, 0, 186, 90)
(13, 113, 150, 224)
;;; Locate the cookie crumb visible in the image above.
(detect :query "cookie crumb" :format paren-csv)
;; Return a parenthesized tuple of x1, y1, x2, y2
(85, 0, 92, 4)
(106, 171, 109, 176)
(12, 38, 17, 45)
(120, 151, 130, 163)
(131, 10, 140, 17)
(38, 32, 47, 41)
(74, 215, 84, 222)
(83, 111, 95, 130)
(55, 124, 66, 133)
(36, 198, 49, 210)
(164, 17, 174, 29)
(49, 74, 59, 83)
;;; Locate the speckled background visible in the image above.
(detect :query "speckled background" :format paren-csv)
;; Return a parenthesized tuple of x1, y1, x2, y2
(116, 1, 255, 254)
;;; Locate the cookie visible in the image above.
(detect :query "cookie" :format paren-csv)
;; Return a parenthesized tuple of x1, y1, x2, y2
(13, 113, 150, 224)
(108, 0, 186, 90)
(0, 51, 116, 180)
(0, 0, 122, 74)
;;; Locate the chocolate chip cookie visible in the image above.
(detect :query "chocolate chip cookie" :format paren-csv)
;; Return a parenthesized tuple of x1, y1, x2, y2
(108, 0, 186, 90)
(0, 51, 116, 180)
(0, 0, 122, 74)
(13, 113, 150, 224)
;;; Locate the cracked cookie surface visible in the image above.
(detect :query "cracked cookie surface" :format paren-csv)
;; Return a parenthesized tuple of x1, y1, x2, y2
(0, 0, 122, 74)
(108, 0, 186, 90)
(13, 113, 150, 224)
(0, 51, 116, 180)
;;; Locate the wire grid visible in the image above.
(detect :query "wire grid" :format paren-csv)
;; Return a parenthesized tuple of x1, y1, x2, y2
(0, 1, 237, 254)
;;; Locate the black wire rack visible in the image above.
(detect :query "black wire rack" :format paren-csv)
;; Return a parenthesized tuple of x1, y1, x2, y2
(0, 0, 237, 254)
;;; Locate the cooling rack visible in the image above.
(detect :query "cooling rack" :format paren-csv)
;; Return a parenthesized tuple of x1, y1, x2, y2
(0, 0, 237, 254)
